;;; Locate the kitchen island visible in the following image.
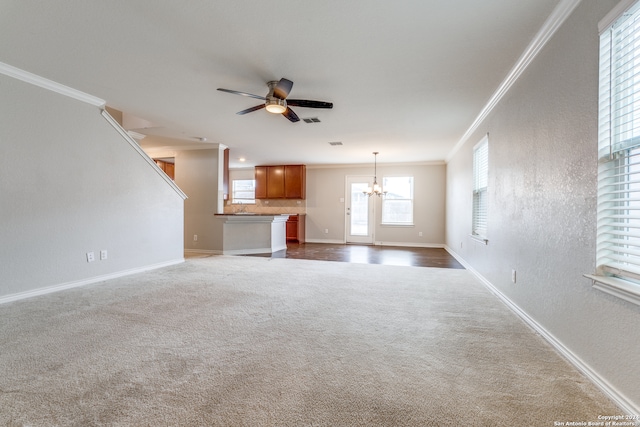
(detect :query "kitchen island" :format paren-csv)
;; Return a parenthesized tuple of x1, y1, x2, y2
(212, 214, 289, 255)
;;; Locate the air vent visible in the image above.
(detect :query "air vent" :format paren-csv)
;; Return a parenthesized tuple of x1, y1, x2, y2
(303, 117, 321, 123)
(328, 141, 343, 146)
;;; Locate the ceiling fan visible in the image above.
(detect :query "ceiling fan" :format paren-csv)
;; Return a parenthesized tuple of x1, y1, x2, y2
(217, 78, 333, 122)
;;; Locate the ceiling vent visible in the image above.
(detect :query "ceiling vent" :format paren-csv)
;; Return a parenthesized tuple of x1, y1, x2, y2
(328, 141, 343, 146)
(303, 117, 321, 123)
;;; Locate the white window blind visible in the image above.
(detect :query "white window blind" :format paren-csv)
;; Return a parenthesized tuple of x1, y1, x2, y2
(472, 137, 489, 239)
(381, 176, 414, 224)
(232, 179, 256, 204)
(595, 0, 640, 304)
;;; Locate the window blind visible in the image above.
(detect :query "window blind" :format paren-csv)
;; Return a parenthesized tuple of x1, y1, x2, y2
(381, 176, 414, 224)
(232, 179, 256, 204)
(472, 137, 489, 238)
(597, 0, 640, 279)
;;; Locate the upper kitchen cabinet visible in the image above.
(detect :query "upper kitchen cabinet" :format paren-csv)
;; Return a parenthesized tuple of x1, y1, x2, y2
(255, 165, 306, 199)
(255, 166, 268, 199)
(267, 165, 286, 198)
(284, 165, 305, 199)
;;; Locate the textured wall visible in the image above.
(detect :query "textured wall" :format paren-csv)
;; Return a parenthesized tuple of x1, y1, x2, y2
(446, 0, 639, 411)
(0, 74, 184, 298)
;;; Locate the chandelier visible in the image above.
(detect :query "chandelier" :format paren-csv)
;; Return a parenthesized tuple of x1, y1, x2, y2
(363, 152, 387, 197)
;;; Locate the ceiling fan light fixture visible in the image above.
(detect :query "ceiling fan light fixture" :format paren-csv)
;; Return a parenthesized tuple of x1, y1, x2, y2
(265, 98, 287, 114)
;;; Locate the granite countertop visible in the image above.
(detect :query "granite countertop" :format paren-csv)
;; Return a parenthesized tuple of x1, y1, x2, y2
(216, 213, 306, 216)
(215, 213, 289, 216)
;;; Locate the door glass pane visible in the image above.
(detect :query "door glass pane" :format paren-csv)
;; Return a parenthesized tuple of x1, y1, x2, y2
(351, 183, 369, 236)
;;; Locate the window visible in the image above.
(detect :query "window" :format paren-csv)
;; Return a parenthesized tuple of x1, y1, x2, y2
(472, 136, 489, 241)
(381, 176, 413, 225)
(592, 0, 640, 305)
(232, 179, 255, 204)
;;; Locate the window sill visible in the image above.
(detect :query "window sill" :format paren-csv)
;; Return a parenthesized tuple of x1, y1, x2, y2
(381, 223, 414, 227)
(583, 274, 640, 307)
(469, 234, 488, 245)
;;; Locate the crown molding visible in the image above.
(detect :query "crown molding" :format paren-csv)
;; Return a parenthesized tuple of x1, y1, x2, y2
(0, 61, 105, 107)
(445, 0, 583, 163)
(305, 160, 445, 169)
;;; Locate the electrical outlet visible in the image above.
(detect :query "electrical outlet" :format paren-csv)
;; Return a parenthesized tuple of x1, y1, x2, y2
(511, 269, 517, 284)
(418, 231, 423, 237)
(324, 228, 329, 234)
(86, 252, 95, 262)
(194, 234, 198, 241)
(100, 250, 108, 260)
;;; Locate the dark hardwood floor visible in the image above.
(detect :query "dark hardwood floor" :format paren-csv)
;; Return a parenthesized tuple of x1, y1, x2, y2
(247, 243, 465, 269)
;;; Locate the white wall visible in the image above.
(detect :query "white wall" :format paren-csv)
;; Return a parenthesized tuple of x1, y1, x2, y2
(306, 163, 445, 245)
(446, 0, 639, 412)
(0, 73, 185, 300)
(176, 148, 223, 251)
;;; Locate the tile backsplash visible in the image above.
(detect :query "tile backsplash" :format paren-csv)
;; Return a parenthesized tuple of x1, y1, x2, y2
(224, 199, 306, 214)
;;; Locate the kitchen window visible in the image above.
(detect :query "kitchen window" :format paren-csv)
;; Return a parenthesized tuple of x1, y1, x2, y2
(232, 179, 256, 204)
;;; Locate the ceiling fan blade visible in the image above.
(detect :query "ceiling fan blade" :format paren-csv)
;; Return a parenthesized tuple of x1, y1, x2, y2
(286, 99, 333, 109)
(217, 88, 266, 100)
(237, 104, 266, 115)
(273, 78, 294, 99)
(282, 107, 300, 122)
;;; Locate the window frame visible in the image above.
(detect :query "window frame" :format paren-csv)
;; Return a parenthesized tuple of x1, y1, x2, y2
(588, 0, 640, 306)
(381, 176, 414, 226)
(471, 135, 489, 243)
(231, 179, 256, 205)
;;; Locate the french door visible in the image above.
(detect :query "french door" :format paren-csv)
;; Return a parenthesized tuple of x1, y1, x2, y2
(346, 176, 374, 244)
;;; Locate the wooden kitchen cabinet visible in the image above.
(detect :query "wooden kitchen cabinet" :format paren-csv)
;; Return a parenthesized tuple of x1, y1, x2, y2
(155, 159, 175, 180)
(255, 164, 306, 199)
(285, 165, 305, 199)
(286, 214, 306, 243)
(267, 165, 286, 198)
(164, 162, 175, 180)
(255, 166, 267, 199)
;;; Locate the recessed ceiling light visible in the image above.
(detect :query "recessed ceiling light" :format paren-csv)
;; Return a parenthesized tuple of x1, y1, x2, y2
(239, 157, 246, 162)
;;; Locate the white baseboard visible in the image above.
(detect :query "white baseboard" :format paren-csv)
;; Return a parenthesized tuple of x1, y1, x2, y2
(303, 239, 445, 248)
(375, 241, 444, 248)
(184, 249, 221, 255)
(444, 246, 639, 415)
(304, 238, 346, 244)
(0, 258, 185, 305)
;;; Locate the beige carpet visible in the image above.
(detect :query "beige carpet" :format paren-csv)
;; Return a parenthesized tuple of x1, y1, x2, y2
(0, 256, 619, 426)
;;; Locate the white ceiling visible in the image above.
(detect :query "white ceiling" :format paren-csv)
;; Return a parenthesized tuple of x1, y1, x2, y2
(0, 0, 560, 168)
